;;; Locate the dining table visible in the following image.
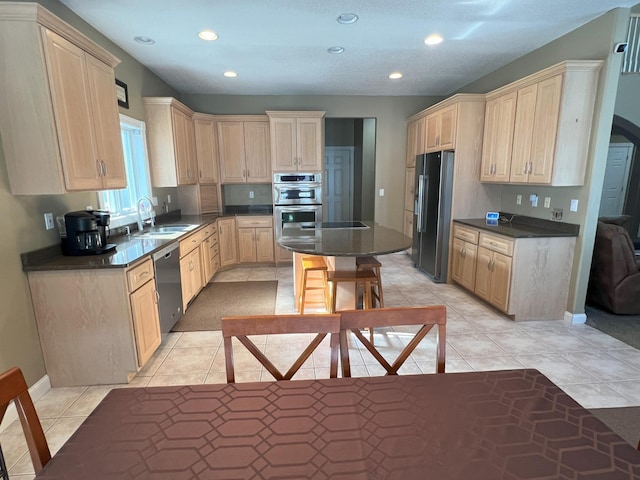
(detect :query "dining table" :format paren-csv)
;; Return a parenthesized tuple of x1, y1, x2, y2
(35, 369, 640, 479)
(277, 221, 412, 311)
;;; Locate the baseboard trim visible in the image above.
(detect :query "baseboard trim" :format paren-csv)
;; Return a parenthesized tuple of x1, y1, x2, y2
(565, 311, 587, 325)
(0, 374, 51, 433)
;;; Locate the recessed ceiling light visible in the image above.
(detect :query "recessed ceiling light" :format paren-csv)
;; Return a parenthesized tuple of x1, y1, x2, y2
(223, 71, 238, 78)
(389, 72, 403, 79)
(337, 13, 359, 24)
(198, 30, 218, 41)
(327, 46, 345, 54)
(424, 34, 444, 45)
(134, 36, 155, 45)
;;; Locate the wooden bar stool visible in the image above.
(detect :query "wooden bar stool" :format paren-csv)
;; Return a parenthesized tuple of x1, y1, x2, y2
(299, 256, 330, 313)
(356, 256, 384, 308)
(328, 269, 379, 343)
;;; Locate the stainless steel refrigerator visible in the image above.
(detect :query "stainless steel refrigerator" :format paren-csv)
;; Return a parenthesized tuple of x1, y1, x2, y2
(412, 151, 454, 282)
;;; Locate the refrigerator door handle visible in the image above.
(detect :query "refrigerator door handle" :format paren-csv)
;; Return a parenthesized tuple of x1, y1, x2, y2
(417, 174, 425, 232)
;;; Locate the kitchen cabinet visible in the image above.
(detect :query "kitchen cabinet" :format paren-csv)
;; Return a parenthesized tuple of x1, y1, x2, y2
(193, 113, 219, 184)
(480, 61, 602, 186)
(404, 168, 415, 212)
(199, 223, 217, 284)
(179, 229, 205, 311)
(425, 105, 456, 152)
(0, 4, 125, 194)
(217, 117, 271, 183)
(266, 111, 326, 171)
(27, 257, 161, 386)
(218, 217, 239, 267)
(237, 216, 274, 263)
(143, 97, 198, 187)
(403, 210, 414, 246)
(450, 225, 478, 291)
(449, 221, 576, 320)
(406, 121, 417, 167)
(479, 91, 517, 182)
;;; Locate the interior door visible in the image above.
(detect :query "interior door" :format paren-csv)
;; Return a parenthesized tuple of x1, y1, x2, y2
(324, 147, 354, 222)
(599, 143, 634, 216)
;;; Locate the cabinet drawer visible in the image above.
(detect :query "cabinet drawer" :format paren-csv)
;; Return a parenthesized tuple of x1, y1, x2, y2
(210, 242, 219, 259)
(236, 216, 272, 228)
(127, 258, 154, 292)
(180, 230, 204, 257)
(453, 224, 479, 244)
(201, 223, 214, 238)
(479, 232, 514, 256)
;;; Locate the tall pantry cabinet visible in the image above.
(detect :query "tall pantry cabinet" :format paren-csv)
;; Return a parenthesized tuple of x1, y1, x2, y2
(0, 3, 126, 194)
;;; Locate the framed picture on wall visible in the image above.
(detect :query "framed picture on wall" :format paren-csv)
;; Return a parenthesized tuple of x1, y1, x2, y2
(115, 79, 129, 109)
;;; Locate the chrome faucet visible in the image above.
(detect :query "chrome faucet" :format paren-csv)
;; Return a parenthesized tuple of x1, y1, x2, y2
(136, 196, 156, 231)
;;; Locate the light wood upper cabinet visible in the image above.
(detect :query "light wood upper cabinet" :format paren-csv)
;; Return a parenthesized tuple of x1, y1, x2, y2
(406, 121, 417, 167)
(425, 105, 456, 152)
(267, 111, 326, 171)
(480, 61, 602, 186)
(217, 118, 271, 183)
(415, 117, 426, 155)
(0, 4, 125, 194)
(480, 91, 517, 183)
(193, 114, 219, 184)
(143, 97, 197, 187)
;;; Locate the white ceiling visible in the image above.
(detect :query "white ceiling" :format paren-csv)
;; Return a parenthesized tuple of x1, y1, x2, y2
(59, 0, 637, 96)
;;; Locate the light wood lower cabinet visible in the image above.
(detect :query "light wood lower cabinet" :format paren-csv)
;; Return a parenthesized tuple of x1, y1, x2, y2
(26, 258, 161, 386)
(218, 217, 238, 267)
(237, 216, 274, 263)
(179, 230, 204, 312)
(450, 222, 575, 321)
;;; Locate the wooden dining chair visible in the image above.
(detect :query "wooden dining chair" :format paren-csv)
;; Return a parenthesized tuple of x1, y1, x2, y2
(222, 314, 341, 382)
(339, 306, 446, 377)
(0, 367, 51, 475)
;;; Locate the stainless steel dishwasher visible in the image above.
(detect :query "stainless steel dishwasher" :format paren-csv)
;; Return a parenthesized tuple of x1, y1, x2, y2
(152, 242, 183, 333)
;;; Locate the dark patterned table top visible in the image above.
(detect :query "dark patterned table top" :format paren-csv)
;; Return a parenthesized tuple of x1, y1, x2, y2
(36, 370, 640, 479)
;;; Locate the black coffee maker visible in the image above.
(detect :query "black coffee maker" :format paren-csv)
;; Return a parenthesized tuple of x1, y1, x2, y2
(61, 211, 116, 256)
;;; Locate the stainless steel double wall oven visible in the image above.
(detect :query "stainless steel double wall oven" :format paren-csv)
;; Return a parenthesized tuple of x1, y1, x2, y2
(273, 172, 323, 238)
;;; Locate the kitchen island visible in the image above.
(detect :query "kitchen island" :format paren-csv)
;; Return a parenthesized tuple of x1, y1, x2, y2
(277, 221, 411, 311)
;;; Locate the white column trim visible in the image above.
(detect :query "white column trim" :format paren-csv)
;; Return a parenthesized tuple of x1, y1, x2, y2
(565, 311, 587, 325)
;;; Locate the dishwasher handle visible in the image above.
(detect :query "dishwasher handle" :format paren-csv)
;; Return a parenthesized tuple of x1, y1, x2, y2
(152, 242, 179, 261)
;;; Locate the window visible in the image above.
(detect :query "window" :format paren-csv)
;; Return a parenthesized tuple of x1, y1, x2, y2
(97, 114, 152, 228)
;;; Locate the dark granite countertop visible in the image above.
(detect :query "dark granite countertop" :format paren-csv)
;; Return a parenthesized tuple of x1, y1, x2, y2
(22, 212, 226, 272)
(454, 213, 579, 238)
(277, 221, 412, 256)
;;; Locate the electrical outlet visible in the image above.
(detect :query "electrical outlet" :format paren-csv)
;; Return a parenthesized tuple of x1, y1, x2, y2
(516, 194, 522, 205)
(249, 191, 255, 199)
(152, 196, 158, 206)
(570, 199, 579, 212)
(551, 208, 563, 220)
(44, 213, 54, 230)
(530, 194, 538, 207)
(544, 197, 551, 208)
(167, 194, 172, 204)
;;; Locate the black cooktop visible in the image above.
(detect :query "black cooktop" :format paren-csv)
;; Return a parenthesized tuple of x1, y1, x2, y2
(301, 221, 368, 229)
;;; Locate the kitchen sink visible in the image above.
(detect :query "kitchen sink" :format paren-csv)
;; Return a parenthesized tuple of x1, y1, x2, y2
(134, 224, 199, 239)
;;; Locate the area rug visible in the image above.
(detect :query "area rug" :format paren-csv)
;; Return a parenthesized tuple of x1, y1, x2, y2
(585, 305, 640, 350)
(171, 281, 277, 332)
(589, 407, 640, 448)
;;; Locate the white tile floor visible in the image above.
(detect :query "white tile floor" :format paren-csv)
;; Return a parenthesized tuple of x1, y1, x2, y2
(3, 251, 640, 478)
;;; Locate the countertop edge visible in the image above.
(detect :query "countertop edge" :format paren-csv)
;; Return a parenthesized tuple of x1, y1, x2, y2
(453, 217, 580, 238)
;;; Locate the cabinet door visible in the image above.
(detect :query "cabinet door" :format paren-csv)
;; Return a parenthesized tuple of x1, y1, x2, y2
(406, 121, 417, 167)
(180, 254, 194, 311)
(218, 122, 246, 182)
(184, 114, 198, 184)
(404, 168, 415, 211)
(85, 55, 126, 189)
(403, 210, 414, 241)
(425, 114, 439, 151)
(297, 117, 323, 170)
(256, 228, 275, 262)
(438, 105, 456, 150)
(238, 228, 257, 263)
(189, 247, 203, 296)
(130, 280, 161, 366)
(194, 117, 219, 184)
(451, 238, 477, 291)
(218, 218, 238, 267)
(529, 75, 562, 184)
(270, 117, 297, 171)
(480, 98, 500, 182)
(510, 84, 537, 183)
(173, 109, 197, 185)
(415, 117, 426, 155)
(474, 246, 493, 302)
(43, 29, 101, 191)
(244, 122, 271, 182)
(488, 252, 512, 311)
(201, 236, 213, 284)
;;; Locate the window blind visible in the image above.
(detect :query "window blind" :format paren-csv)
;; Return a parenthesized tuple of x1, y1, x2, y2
(622, 14, 640, 74)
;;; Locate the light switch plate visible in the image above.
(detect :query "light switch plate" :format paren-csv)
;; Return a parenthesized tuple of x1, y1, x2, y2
(379, 188, 385, 196)
(44, 213, 54, 230)
(544, 197, 551, 208)
(570, 199, 579, 212)
(516, 194, 522, 205)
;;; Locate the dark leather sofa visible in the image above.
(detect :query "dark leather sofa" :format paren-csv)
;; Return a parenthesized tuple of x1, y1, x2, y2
(587, 220, 640, 314)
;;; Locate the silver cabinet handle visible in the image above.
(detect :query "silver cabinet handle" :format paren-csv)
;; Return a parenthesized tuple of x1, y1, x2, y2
(96, 160, 103, 176)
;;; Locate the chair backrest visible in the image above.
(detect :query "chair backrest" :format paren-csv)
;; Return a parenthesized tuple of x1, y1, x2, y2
(222, 314, 341, 383)
(339, 306, 446, 377)
(0, 367, 51, 474)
